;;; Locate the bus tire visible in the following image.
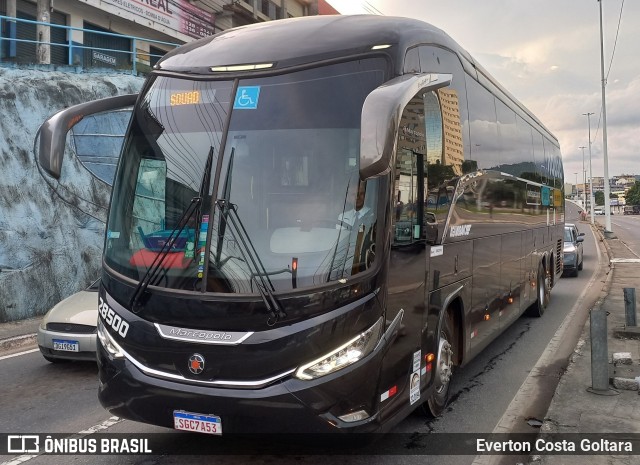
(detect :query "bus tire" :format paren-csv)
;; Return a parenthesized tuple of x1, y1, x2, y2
(425, 311, 455, 417)
(527, 262, 548, 317)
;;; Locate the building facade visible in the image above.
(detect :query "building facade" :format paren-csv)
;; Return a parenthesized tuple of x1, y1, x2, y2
(0, 0, 315, 72)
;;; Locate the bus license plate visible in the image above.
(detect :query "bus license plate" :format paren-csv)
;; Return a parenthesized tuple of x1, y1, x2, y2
(173, 411, 222, 435)
(52, 339, 79, 352)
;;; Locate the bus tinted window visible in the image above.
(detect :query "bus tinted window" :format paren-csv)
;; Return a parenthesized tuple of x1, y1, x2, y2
(466, 78, 499, 170)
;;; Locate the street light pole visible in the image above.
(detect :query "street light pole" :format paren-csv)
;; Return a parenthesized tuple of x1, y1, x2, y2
(598, 0, 612, 234)
(584, 112, 595, 225)
(575, 172, 578, 199)
(579, 146, 587, 209)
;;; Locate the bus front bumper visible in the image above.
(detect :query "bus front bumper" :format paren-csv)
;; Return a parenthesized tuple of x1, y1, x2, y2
(97, 344, 384, 435)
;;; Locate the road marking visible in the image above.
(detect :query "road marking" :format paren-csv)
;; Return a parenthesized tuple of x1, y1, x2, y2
(2, 455, 38, 465)
(0, 349, 39, 361)
(611, 258, 640, 263)
(0, 417, 124, 465)
(78, 416, 123, 434)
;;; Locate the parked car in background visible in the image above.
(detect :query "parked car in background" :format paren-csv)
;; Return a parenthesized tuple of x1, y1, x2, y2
(37, 279, 99, 362)
(563, 226, 584, 277)
(594, 208, 604, 215)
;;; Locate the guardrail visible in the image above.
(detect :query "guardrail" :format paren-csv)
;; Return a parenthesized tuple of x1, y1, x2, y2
(0, 15, 180, 75)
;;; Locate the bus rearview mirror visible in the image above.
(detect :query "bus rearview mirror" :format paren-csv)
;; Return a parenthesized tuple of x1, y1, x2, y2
(359, 73, 452, 180)
(36, 94, 138, 179)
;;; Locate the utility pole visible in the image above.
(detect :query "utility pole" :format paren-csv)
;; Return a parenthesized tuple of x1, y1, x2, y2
(584, 112, 595, 225)
(7, 0, 17, 59)
(579, 146, 587, 210)
(598, 0, 612, 234)
(36, 0, 51, 64)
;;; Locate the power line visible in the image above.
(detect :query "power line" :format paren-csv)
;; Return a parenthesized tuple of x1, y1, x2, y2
(362, 1, 384, 15)
(605, 0, 624, 81)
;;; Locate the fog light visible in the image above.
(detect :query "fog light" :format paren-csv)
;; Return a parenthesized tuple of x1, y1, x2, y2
(338, 410, 370, 423)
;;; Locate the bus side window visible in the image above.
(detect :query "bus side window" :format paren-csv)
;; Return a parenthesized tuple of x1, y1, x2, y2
(393, 91, 426, 245)
(393, 88, 455, 246)
(131, 158, 167, 250)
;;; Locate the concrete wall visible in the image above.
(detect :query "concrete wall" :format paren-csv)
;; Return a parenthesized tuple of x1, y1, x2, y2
(0, 66, 144, 322)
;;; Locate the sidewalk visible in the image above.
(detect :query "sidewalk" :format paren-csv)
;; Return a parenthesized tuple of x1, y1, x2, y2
(539, 222, 640, 464)
(0, 317, 40, 353)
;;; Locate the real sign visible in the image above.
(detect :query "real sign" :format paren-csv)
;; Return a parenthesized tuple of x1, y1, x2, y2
(101, 0, 215, 39)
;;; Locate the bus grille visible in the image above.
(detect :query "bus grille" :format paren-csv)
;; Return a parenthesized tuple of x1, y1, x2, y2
(556, 239, 562, 275)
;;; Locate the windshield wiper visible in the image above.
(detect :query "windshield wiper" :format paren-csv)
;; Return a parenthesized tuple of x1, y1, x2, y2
(129, 146, 215, 312)
(129, 197, 201, 312)
(193, 146, 215, 262)
(215, 199, 287, 325)
(213, 147, 285, 324)
(214, 148, 234, 265)
(328, 178, 352, 281)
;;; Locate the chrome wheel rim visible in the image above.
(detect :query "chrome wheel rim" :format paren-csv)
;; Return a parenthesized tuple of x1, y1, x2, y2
(435, 335, 453, 394)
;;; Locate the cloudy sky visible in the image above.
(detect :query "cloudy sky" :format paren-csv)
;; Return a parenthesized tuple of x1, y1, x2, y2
(327, 0, 640, 183)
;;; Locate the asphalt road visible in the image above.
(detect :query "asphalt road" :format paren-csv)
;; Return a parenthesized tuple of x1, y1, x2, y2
(0, 202, 607, 465)
(610, 213, 640, 257)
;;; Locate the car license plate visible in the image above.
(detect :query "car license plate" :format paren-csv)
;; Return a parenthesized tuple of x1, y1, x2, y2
(52, 339, 79, 352)
(173, 411, 222, 435)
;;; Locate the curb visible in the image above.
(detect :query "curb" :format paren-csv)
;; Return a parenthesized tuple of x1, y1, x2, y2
(0, 333, 37, 352)
(597, 224, 640, 391)
(539, 221, 615, 438)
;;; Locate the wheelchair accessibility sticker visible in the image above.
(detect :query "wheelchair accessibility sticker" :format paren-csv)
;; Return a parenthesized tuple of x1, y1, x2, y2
(234, 86, 260, 109)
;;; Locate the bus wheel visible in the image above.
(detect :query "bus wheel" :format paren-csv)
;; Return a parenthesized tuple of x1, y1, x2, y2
(426, 312, 454, 417)
(527, 262, 548, 317)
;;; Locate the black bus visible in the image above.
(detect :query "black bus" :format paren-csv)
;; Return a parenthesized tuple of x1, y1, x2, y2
(37, 15, 564, 435)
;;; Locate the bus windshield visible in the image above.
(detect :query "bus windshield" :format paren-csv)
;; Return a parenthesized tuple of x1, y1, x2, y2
(104, 58, 387, 294)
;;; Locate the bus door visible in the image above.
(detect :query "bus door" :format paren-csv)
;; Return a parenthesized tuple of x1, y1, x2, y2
(378, 92, 430, 420)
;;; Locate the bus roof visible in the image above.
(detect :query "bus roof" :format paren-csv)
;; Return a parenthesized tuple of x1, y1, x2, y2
(155, 14, 557, 144)
(156, 15, 464, 75)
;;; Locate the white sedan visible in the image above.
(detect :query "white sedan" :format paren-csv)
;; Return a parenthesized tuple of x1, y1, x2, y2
(37, 279, 99, 362)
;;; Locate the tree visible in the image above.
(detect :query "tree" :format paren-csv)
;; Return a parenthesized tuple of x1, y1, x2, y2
(594, 191, 604, 206)
(626, 181, 640, 206)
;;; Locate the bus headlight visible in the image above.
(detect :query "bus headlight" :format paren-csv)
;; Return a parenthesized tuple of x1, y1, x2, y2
(97, 319, 124, 359)
(294, 317, 383, 380)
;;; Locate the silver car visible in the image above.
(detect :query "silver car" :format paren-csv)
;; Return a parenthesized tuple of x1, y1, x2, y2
(562, 226, 584, 277)
(37, 279, 99, 362)
(565, 223, 584, 242)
